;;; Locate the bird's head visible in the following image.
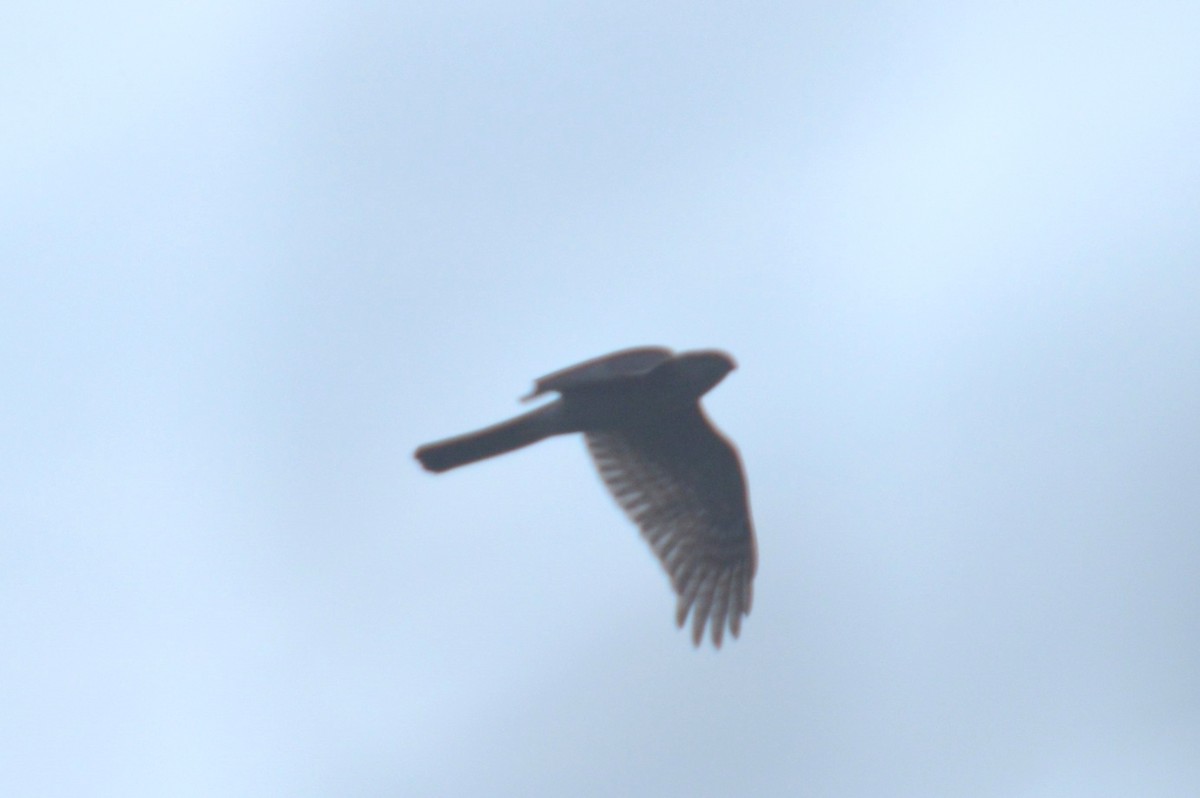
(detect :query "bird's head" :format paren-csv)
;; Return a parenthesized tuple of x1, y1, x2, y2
(672, 350, 736, 398)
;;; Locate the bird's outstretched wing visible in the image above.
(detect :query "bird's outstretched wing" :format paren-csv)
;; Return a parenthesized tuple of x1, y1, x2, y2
(585, 411, 756, 647)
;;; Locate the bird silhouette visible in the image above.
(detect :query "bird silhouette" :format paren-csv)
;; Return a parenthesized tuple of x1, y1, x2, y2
(415, 346, 756, 647)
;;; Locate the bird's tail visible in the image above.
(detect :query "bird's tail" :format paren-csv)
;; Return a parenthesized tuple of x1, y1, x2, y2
(414, 402, 566, 473)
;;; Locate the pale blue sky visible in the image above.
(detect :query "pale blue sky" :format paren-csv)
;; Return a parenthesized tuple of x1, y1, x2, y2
(4, 3, 1200, 796)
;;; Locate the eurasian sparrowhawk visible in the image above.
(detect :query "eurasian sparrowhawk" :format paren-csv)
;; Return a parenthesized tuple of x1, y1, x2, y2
(414, 346, 756, 647)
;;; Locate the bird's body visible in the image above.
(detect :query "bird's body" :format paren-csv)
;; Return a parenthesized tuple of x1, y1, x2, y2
(415, 347, 756, 647)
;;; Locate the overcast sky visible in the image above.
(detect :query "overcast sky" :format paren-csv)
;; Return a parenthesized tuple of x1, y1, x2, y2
(4, 2, 1200, 796)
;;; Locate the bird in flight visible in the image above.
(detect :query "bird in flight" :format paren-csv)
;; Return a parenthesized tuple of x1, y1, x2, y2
(415, 346, 756, 647)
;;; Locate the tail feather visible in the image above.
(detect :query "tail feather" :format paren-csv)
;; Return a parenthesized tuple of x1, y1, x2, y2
(415, 402, 565, 473)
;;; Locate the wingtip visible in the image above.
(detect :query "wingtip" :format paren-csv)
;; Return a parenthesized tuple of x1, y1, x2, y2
(413, 446, 449, 473)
